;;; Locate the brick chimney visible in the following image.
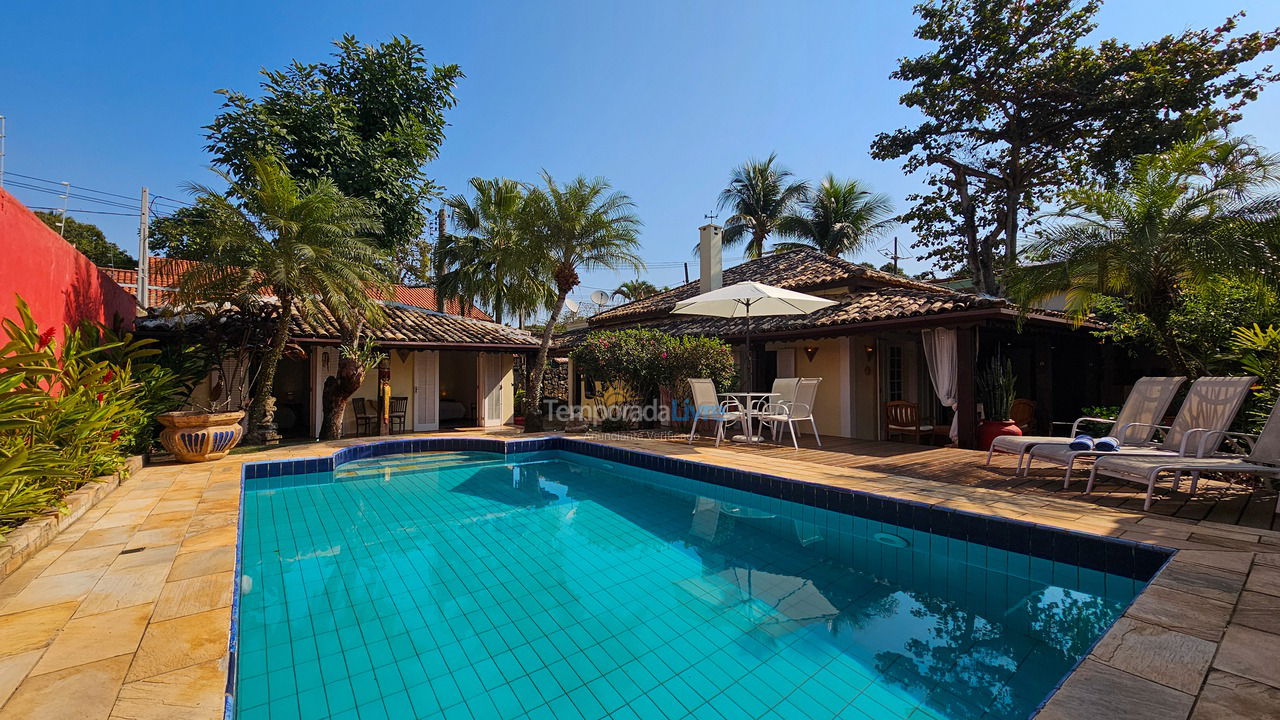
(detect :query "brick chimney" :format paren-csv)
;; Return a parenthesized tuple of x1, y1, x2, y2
(699, 223, 722, 293)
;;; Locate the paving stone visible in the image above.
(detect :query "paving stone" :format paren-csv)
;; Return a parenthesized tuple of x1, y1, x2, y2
(0, 650, 42, 708)
(109, 658, 225, 720)
(125, 606, 230, 683)
(1244, 563, 1280, 597)
(1191, 670, 1280, 720)
(0, 568, 105, 615)
(151, 571, 233, 622)
(1152, 560, 1246, 604)
(1037, 659, 1194, 720)
(1214, 624, 1280, 689)
(38, 544, 126, 578)
(73, 562, 170, 618)
(1233, 590, 1280, 635)
(0, 601, 79, 657)
(0, 655, 131, 720)
(1125, 584, 1235, 642)
(1090, 617, 1217, 694)
(31, 603, 153, 675)
(166, 547, 235, 583)
(1173, 550, 1255, 575)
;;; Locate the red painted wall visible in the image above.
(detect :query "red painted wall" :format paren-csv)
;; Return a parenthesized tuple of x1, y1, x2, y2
(0, 188, 136, 341)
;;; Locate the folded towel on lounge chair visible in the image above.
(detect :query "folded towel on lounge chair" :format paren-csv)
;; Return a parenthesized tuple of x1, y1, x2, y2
(1069, 435, 1095, 451)
(1094, 436, 1120, 452)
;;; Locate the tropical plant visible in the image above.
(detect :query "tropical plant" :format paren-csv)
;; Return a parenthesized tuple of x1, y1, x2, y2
(1008, 135, 1280, 375)
(320, 337, 385, 440)
(570, 329, 737, 427)
(976, 354, 1016, 421)
(716, 153, 810, 259)
(438, 177, 552, 323)
(613, 279, 661, 302)
(1228, 324, 1280, 433)
(774, 175, 895, 258)
(176, 156, 388, 440)
(520, 173, 644, 430)
(872, 1, 1280, 293)
(204, 34, 462, 266)
(0, 296, 162, 536)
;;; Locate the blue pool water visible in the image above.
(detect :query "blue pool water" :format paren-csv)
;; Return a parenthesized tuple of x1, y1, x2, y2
(235, 449, 1148, 720)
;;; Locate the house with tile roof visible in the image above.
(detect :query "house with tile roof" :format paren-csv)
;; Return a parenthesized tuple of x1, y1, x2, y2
(561, 229, 1135, 449)
(101, 257, 537, 439)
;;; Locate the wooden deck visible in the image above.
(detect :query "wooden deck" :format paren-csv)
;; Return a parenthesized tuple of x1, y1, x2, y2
(658, 434, 1280, 531)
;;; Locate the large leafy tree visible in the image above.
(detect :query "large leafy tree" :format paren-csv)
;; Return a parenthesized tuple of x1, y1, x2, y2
(437, 178, 551, 323)
(520, 173, 643, 430)
(204, 35, 462, 272)
(872, 1, 1280, 295)
(774, 175, 894, 258)
(1008, 135, 1280, 375)
(177, 157, 388, 441)
(34, 212, 132, 267)
(716, 153, 810, 259)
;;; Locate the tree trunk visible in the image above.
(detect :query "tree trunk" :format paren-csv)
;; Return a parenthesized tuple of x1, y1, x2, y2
(319, 354, 368, 440)
(523, 291, 568, 432)
(247, 295, 293, 442)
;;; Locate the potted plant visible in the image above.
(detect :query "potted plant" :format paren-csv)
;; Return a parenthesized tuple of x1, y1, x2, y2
(147, 302, 277, 462)
(976, 353, 1021, 451)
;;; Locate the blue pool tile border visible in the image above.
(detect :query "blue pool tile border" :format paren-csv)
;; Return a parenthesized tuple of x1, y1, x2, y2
(226, 434, 1176, 720)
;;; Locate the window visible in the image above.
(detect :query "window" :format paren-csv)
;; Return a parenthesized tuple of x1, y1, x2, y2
(888, 345, 904, 401)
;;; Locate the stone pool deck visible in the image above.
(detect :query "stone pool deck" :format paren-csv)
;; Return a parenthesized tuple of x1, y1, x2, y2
(0, 431, 1276, 719)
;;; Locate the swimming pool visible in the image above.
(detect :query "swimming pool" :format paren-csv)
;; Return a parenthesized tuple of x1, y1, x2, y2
(233, 439, 1169, 720)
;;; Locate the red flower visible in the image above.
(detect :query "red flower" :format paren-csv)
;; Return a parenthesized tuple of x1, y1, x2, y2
(104, 370, 115, 383)
(110, 430, 120, 442)
(37, 327, 55, 349)
(96, 393, 104, 404)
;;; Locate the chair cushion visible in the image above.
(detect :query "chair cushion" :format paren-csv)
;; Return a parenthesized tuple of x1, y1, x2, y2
(888, 424, 932, 432)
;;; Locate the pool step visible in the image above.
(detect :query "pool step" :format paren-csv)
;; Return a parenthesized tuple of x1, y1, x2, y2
(333, 456, 510, 480)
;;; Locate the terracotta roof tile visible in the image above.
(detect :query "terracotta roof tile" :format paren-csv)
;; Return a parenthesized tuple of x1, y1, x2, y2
(290, 303, 538, 348)
(589, 247, 949, 324)
(100, 257, 493, 320)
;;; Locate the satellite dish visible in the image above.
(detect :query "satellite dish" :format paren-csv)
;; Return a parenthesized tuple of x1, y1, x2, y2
(564, 298, 580, 313)
(590, 290, 612, 306)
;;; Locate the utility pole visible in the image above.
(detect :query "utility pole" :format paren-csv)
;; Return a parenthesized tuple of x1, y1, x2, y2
(57, 182, 70, 237)
(0, 115, 6, 189)
(137, 187, 150, 308)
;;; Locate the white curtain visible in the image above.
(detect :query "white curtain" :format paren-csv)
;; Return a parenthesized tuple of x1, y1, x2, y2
(921, 328, 959, 441)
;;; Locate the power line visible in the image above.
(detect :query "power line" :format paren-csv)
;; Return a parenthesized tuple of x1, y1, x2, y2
(5, 180, 138, 210)
(24, 206, 138, 217)
(5, 170, 142, 203)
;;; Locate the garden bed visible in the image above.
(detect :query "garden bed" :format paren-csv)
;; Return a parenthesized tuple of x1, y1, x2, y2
(0, 454, 142, 584)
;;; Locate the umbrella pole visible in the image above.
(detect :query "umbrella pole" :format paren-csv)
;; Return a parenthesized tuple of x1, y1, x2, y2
(744, 304, 752, 392)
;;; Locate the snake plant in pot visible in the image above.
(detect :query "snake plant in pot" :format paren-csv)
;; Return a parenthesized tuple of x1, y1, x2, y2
(976, 353, 1020, 451)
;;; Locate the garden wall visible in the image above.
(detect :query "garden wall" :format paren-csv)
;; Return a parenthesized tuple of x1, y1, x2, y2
(0, 188, 136, 339)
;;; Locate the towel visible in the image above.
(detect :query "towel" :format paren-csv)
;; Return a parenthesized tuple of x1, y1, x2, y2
(1069, 435, 1095, 451)
(1094, 436, 1120, 452)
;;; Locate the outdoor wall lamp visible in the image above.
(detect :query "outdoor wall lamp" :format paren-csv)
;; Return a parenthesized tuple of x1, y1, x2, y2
(377, 358, 391, 384)
(804, 345, 820, 362)
(321, 350, 330, 371)
(864, 344, 875, 362)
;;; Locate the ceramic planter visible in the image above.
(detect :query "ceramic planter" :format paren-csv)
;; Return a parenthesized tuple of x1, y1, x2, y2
(157, 410, 245, 462)
(978, 419, 1022, 451)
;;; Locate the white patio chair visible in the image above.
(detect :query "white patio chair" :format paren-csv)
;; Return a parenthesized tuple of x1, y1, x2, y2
(987, 376, 1187, 475)
(1087, 399, 1280, 512)
(753, 377, 799, 413)
(687, 378, 743, 447)
(1026, 376, 1257, 488)
(760, 377, 822, 449)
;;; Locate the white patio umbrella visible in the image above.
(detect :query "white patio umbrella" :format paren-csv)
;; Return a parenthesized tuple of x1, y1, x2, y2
(671, 281, 837, 389)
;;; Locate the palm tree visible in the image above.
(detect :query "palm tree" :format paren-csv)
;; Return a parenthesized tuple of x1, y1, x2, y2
(613, 279, 661, 302)
(521, 172, 643, 430)
(774, 175, 895, 258)
(178, 156, 387, 440)
(1008, 135, 1280, 374)
(717, 153, 810, 259)
(438, 177, 552, 323)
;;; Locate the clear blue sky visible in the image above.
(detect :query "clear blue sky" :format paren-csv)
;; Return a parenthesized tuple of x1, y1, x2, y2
(4, 0, 1280, 313)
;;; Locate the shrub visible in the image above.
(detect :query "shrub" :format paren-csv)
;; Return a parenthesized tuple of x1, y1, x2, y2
(0, 296, 194, 537)
(570, 329, 737, 426)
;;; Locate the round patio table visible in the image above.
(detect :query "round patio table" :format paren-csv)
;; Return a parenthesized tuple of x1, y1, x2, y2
(718, 391, 779, 443)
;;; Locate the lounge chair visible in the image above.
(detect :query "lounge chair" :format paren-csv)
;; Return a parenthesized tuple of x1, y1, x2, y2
(1088, 400, 1280, 511)
(987, 376, 1186, 475)
(687, 378, 743, 447)
(759, 377, 822, 449)
(1026, 376, 1256, 488)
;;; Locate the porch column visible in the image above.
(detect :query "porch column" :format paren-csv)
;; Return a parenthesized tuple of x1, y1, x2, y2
(955, 325, 977, 449)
